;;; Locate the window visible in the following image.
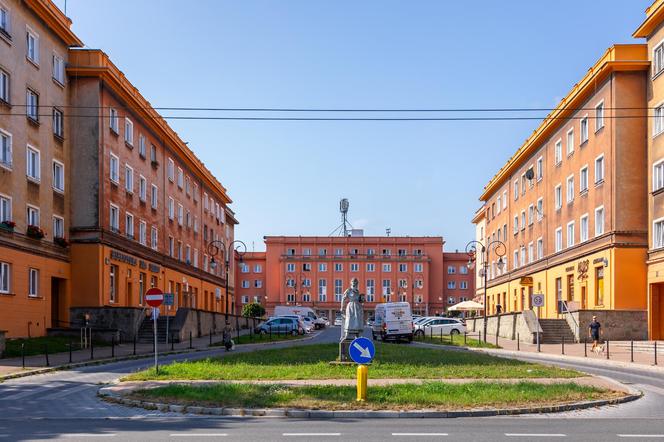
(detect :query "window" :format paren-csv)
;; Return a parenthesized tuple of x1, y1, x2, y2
(513, 215, 519, 234)
(382, 279, 392, 296)
(124, 165, 134, 193)
(537, 237, 543, 260)
(536, 198, 543, 221)
(167, 197, 174, 219)
(0, 194, 10, 222)
(554, 184, 562, 210)
(240, 263, 249, 273)
(366, 279, 375, 300)
(555, 227, 562, 252)
(28, 268, 39, 297)
(26, 89, 38, 121)
(167, 158, 175, 181)
(336, 248, 344, 256)
(0, 261, 9, 294)
(398, 248, 407, 257)
(520, 210, 526, 230)
(579, 165, 589, 193)
(109, 108, 119, 133)
(168, 237, 174, 257)
(318, 279, 327, 298)
(595, 102, 604, 131)
(367, 248, 375, 256)
(595, 267, 604, 306)
(51, 108, 65, 139)
(566, 175, 574, 203)
(655, 160, 664, 192)
(109, 204, 119, 231)
(502, 190, 507, 209)
(177, 167, 184, 188)
(26, 28, 39, 63)
(303, 248, 311, 256)
(150, 144, 157, 162)
(447, 281, 456, 289)
(595, 206, 605, 237)
(580, 214, 589, 242)
(595, 155, 604, 184)
(567, 221, 575, 248)
(566, 129, 574, 156)
(655, 218, 664, 249)
(138, 176, 147, 201)
(520, 246, 526, 267)
(447, 266, 456, 274)
(138, 220, 146, 245)
(52, 215, 64, 238)
(138, 134, 146, 158)
(460, 266, 468, 274)
(521, 172, 526, 194)
(496, 196, 501, 214)
(0, 130, 10, 169)
(254, 264, 262, 273)
(351, 263, 359, 272)
(513, 250, 519, 269)
(151, 184, 158, 209)
(52, 160, 64, 192)
(398, 263, 407, 272)
(382, 263, 391, 272)
(303, 263, 311, 272)
(0, 5, 8, 35)
(656, 43, 664, 77)
(415, 263, 423, 272)
(26, 145, 40, 181)
(52, 53, 65, 84)
(554, 139, 562, 165)
(177, 203, 183, 226)
(0, 69, 8, 103)
(109, 153, 119, 183)
(367, 263, 375, 272)
(125, 212, 134, 238)
(536, 156, 543, 181)
(151, 226, 158, 250)
(513, 180, 519, 200)
(528, 242, 533, 263)
(124, 118, 134, 145)
(528, 204, 534, 226)
(580, 117, 588, 144)
(334, 263, 343, 272)
(286, 263, 295, 272)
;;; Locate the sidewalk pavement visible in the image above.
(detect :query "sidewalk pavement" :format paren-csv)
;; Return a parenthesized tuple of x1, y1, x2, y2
(0, 328, 280, 379)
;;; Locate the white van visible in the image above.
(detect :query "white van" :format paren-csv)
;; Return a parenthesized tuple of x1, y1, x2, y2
(372, 302, 413, 342)
(273, 306, 326, 329)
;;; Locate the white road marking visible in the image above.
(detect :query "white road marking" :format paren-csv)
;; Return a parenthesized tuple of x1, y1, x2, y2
(618, 436, 664, 439)
(169, 434, 228, 437)
(61, 434, 117, 438)
(505, 435, 566, 438)
(0, 382, 67, 401)
(40, 383, 95, 400)
(392, 433, 448, 436)
(283, 433, 341, 437)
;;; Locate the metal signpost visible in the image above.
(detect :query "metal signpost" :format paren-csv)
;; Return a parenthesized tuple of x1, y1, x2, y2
(163, 293, 174, 345)
(145, 288, 164, 372)
(349, 337, 375, 401)
(532, 293, 544, 352)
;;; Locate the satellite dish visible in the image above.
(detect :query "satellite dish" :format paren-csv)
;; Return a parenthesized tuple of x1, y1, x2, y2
(525, 168, 535, 180)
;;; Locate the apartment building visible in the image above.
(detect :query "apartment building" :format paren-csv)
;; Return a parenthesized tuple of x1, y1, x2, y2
(442, 252, 474, 309)
(635, 0, 664, 340)
(243, 236, 446, 320)
(473, 45, 649, 322)
(0, 0, 82, 336)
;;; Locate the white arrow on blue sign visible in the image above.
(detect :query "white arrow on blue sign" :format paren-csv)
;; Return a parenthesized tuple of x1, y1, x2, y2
(349, 337, 375, 364)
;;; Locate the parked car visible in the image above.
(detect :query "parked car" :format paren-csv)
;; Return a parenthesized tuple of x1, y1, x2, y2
(414, 317, 466, 337)
(372, 302, 413, 342)
(334, 316, 343, 326)
(280, 314, 315, 333)
(274, 306, 326, 329)
(254, 317, 304, 335)
(413, 316, 434, 326)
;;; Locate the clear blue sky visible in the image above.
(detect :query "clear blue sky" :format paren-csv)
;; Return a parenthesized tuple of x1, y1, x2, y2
(56, 0, 650, 252)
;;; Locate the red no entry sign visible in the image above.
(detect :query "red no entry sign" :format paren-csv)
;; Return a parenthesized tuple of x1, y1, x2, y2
(145, 287, 164, 307)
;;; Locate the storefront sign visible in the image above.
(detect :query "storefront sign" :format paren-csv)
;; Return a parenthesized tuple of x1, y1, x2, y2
(110, 250, 137, 266)
(577, 260, 589, 280)
(593, 257, 605, 265)
(519, 276, 534, 286)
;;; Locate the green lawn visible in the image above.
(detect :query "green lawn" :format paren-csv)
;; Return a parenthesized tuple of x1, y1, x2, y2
(414, 334, 499, 349)
(3, 336, 106, 358)
(125, 342, 580, 381)
(131, 381, 610, 410)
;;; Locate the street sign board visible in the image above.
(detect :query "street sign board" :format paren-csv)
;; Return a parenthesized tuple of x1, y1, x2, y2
(532, 293, 544, 308)
(163, 293, 175, 306)
(145, 287, 164, 308)
(349, 337, 375, 364)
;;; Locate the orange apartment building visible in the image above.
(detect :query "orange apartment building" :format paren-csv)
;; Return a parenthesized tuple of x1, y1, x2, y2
(634, 0, 664, 340)
(236, 235, 446, 319)
(0, 0, 237, 337)
(442, 252, 474, 310)
(473, 45, 649, 326)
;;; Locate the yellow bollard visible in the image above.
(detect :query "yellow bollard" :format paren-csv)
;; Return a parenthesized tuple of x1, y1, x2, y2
(356, 364, 368, 401)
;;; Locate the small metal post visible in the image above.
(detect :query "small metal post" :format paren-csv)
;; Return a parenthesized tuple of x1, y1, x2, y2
(517, 334, 520, 351)
(584, 336, 587, 357)
(655, 341, 658, 366)
(236, 316, 240, 341)
(133, 336, 136, 356)
(111, 335, 115, 358)
(606, 340, 610, 359)
(90, 334, 94, 360)
(440, 328, 442, 343)
(562, 336, 565, 355)
(171, 333, 175, 351)
(44, 344, 49, 367)
(631, 340, 634, 363)
(189, 331, 193, 349)
(464, 332, 467, 346)
(537, 333, 541, 353)
(479, 331, 482, 343)
(69, 341, 73, 364)
(21, 343, 25, 369)
(495, 332, 498, 347)
(269, 325, 272, 340)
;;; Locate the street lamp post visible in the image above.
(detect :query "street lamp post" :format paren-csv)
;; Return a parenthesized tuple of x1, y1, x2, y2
(207, 239, 247, 319)
(465, 239, 506, 342)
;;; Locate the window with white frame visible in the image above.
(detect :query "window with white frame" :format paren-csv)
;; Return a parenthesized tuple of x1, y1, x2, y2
(520, 246, 526, 266)
(513, 179, 519, 200)
(0, 5, 9, 35)
(151, 226, 158, 250)
(595, 102, 604, 131)
(193, 249, 199, 268)
(138, 176, 146, 201)
(536, 156, 543, 181)
(0, 69, 8, 103)
(193, 216, 198, 233)
(26, 27, 39, 64)
(124, 118, 133, 145)
(167, 197, 174, 219)
(554, 139, 562, 165)
(364, 263, 373, 272)
(580, 116, 589, 144)
(109, 153, 119, 183)
(513, 215, 519, 234)
(654, 218, 664, 249)
(567, 128, 574, 156)
(52, 108, 64, 139)
(528, 204, 534, 226)
(502, 190, 507, 209)
(555, 227, 563, 252)
(52, 160, 64, 192)
(52, 215, 64, 238)
(138, 134, 146, 158)
(286, 263, 295, 272)
(447, 266, 456, 274)
(415, 263, 423, 272)
(168, 237, 174, 257)
(382, 279, 391, 296)
(595, 206, 605, 237)
(580, 214, 589, 242)
(521, 210, 526, 230)
(109, 108, 119, 133)
(28, 267, 39, 297)
(26, 89, 38, 121)
(460, 266, 468, 275)
(124, 165, 133, 193)
(654, 159, 664, 192)
(139, 220, 146, 245)
(656, 105, 664, 136)
(0, 194, 10, 222)
(334, 263, 342, 272)
(447, 281, 456, 290)
(496, 195, 501, 214)
(579, 165, 589, 193)
(513, 250, 519, 269)
(595, 154, 605, 184)
(537, 237, 543, 260)
(109, 204, 119, 231)
(335, 279, 343, 298)
(151, 184, 158, 209)
(567, 221, 575, 248)
(52, 53, 65, 84)
(655, 42, 664, 77)
(521, 172, 527, 194)
(382, 263, 391, 272)
(185, 245, 191, 264)
(566, 175, 574, 203)
(536, 198, 543, 221)
(0, 261, 9, 293)
(351, 263, 359, 272)
(177, 203, 183, 226)
(528, 242, 534, 263)
(125, 212, 134, 238)
(554, 184, 562, 210)
(167, 158, 174, 181)
(26, 145, 40, 181)
(177, 167, 184, 188)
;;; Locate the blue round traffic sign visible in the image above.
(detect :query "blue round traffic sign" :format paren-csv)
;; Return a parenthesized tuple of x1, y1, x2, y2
(349, 337, 375, 364)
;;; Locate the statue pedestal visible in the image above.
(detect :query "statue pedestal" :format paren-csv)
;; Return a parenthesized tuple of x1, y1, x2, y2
(338, 330, 362, 362)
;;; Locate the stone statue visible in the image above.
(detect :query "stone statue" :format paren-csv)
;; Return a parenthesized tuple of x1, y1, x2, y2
(340, 277, 364, 342)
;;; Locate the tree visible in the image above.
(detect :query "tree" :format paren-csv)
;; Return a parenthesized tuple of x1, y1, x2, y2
(242, 302, 265, 318)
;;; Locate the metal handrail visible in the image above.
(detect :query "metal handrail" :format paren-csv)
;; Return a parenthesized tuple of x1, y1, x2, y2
(561, 300, 579, 340)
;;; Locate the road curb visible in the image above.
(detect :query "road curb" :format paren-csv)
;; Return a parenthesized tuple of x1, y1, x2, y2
(97, 381, 643, 419)
(0, 333, 317, 382)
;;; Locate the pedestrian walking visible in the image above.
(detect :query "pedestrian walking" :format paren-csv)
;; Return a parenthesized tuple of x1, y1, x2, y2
(588, 315, 602, 352)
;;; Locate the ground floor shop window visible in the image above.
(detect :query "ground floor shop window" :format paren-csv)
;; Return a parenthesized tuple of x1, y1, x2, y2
(595, 267, 604, 306)
(109, 265, 117, 303)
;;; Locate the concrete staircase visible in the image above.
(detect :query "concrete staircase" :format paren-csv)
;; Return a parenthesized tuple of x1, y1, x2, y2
(539, 318, 576, 344)
(137, 317, 173, 343)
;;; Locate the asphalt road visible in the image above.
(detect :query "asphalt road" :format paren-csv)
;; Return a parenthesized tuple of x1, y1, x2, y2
(0, 327, 663, 441)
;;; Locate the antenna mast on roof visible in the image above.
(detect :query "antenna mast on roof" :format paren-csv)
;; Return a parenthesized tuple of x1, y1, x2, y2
(328, 198, 353, 237)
